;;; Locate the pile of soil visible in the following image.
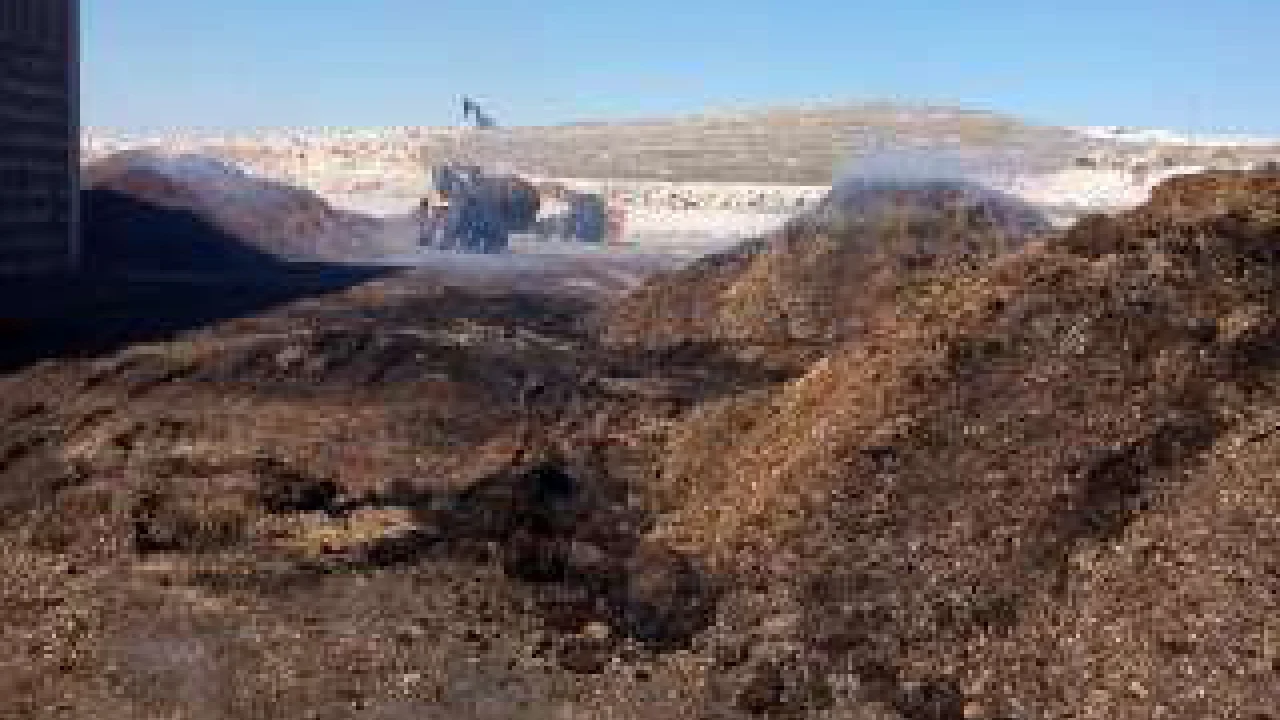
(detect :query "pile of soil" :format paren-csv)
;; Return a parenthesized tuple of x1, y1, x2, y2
(641, 170, 1280, 718)
(819, 177, 1051, 239)
(0, 171, 1276, 719)
(83, 151, 398, 268)
(601, 178, 1051, 371)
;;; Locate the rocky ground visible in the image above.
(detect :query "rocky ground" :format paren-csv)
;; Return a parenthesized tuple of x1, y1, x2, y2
(2, 169, 1278, 719)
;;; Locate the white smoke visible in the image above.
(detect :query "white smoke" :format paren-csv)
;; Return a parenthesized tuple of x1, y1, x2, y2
(831, 144, 1199, 227)
(822, 145, 1053, 238)
(115, 151, 303, 210)
(834, 145, 1031, 197)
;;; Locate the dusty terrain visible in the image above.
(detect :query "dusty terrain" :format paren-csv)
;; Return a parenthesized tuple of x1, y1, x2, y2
(84, 102, 1280, 272)
(1, 171, 1278, 719)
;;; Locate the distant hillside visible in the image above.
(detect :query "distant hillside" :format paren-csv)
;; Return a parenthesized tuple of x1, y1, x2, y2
(84, 103, 1280, 191)
(418, 104, 1088, 184)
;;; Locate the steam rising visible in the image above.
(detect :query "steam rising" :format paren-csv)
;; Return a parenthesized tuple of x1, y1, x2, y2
(836, 145, 1031, 188)
(824, 146, 1052, 237)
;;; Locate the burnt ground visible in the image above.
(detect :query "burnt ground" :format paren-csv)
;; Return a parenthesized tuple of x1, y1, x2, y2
(0, 262, 799, 720)
(2, 171, 1278, 719)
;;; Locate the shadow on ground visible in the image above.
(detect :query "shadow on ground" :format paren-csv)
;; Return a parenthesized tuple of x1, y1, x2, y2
(0, 189, 392, 375)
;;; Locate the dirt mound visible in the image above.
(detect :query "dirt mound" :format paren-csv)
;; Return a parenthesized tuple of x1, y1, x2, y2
(819, 176, 1051, 238)
(601, 179, 1051, 372)
(1061, 170, 1280, 258)
(1, 172, 1277, 719)
(84, 151, 397, 265)
(644, 171, 1280, 717)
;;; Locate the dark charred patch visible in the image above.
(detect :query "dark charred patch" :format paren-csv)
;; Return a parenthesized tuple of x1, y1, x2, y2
(252, 458, 339, 515)
(330, 454, 720, 664)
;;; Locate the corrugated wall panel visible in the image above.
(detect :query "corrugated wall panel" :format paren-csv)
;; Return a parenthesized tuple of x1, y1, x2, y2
(0, 0, 76, 276)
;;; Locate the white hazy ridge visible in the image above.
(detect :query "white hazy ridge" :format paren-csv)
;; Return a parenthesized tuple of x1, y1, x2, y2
(113, 152, 303, 209)
(331, 165, 1197, 259)
(1072, 125, 1280, 147)
(972, 165, 1205, 222)
(112, 150, 1191, 224)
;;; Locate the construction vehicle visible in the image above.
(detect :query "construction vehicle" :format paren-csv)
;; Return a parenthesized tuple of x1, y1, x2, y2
(418, 163, 539, 253)
(415, 98, 618, 251)
(461, 97, 497, 129)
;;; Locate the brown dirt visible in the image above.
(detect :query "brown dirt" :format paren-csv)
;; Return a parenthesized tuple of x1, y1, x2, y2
(84, 151, 395, 264)
(600, 181, 1051, 373)
(1, 171, 1277, 719)
(0, 262, 765, 719)
(642, 171, 1280, 719)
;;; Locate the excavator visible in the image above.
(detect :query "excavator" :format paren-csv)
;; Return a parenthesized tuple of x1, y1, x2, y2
(415, 98, 615, 252)
(418, 163, 540, 253)
(461, 97, 497, 129)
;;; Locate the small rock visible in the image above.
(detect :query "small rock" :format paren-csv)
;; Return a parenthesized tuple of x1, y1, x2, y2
(275, 345, 306, 368)
(758, 613, 801, 637)
(396, 624, 427, 642)
(582, 621, 611, 640)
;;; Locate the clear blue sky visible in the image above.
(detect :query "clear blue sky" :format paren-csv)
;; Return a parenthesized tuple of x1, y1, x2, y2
(83, 0, 1279, 133)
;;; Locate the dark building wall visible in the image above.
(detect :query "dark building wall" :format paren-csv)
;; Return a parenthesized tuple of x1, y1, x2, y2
(0, 0, 77, 275)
